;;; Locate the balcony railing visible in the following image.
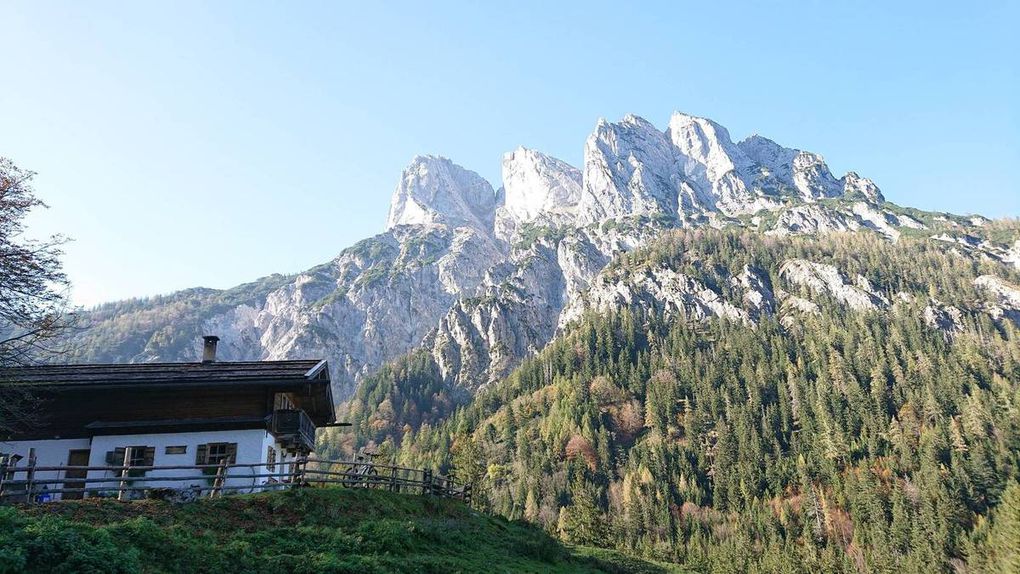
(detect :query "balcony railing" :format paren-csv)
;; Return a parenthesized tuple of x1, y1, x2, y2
(268, 409, 316, 452)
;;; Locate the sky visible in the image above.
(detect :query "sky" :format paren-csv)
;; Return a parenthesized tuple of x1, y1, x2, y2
(2, 1, 1018, 307)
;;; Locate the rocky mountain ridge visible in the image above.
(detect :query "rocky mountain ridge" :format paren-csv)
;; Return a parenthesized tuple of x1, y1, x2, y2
(63, 111, 1018, 399)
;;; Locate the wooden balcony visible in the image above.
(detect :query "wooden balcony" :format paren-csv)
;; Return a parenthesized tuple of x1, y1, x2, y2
(268, 409, 316, 452)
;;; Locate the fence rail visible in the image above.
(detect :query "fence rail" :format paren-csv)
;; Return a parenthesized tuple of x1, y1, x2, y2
(0, 456, 470, 504)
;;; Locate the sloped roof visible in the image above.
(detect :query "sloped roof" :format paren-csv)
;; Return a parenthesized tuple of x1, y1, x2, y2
(0, 360, 329, 388)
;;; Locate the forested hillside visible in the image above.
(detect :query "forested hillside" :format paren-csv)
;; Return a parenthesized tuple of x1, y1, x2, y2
(324, 228, 1020, 572)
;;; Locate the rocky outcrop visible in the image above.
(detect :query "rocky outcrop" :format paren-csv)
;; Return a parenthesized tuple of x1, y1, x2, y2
(732, 265, 776, 320)
(560, 266, 754, 327)
(1008, 241, 1020, 270)
(212, 224, 503, 397)
(667, 113, 771, 214)
(842, 172, 884, 203)
(975, 275, 1020, 326)
(923, 300, 964, 339)
(766, 205, 860, 236)
(775, 288, 822, 328)
(779, 259, 889, 311)
(575, 112, 858, 223)
(934, 234, 1020, 268)
(425, 220, 668, 389)
(851, 202, 901, 240)
(426, 239, 566, 389)
(765, 202, 928, 240)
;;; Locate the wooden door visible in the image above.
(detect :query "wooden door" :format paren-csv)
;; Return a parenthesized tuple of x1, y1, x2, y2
(62, 449, 90, 500)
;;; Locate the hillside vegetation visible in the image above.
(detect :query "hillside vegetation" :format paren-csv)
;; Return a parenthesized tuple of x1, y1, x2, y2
(329, 229, 1020, 573)
(0, 488, 680, 574)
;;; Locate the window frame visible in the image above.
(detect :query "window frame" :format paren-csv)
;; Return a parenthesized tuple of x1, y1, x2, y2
(196, 442, 238, 466)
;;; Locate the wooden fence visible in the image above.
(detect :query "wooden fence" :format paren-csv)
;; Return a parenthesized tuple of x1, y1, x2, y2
(0, 456, 470, 504)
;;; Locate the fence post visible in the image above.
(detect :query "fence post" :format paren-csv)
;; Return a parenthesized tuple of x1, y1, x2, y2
(0, 457, 9, 501)
(464, 484, 472, 504)
(26, 449, 37, 503)
(295, 456, 307, 486)
(117, 447, 133, 501)
(422, 469, 432, 496)
(389, 467, 397, 492)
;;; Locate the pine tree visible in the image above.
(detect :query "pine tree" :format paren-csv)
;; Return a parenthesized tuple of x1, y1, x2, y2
(561, 474, 609, 546)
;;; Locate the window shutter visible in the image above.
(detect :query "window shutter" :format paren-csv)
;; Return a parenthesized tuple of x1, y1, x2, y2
(143, 447, 155, 467)
(106, 447, 126, 465)
(226, 443, 238, 464)
(196, 444, 208, 465)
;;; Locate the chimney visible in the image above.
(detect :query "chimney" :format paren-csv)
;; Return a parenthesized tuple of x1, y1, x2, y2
(202, 335, 220, 363)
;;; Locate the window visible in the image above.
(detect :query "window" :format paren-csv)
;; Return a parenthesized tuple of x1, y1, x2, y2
(165, 446, 187, 455)
(273, 393, 296, 411)
(127, 447, 147, 467)
(195, 443, 237, 465)
(105, 446, 154, 467)
(207, 443, 233, 465)
(266, 446, 276, 471)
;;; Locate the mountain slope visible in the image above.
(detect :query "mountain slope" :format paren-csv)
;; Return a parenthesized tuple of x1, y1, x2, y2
(353, 228, 1020, 573)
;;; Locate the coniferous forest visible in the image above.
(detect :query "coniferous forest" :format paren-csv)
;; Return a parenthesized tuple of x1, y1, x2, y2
(324, 229, 1020, 573)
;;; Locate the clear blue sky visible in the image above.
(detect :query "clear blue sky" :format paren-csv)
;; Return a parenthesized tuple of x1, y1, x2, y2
(2, 1, 1018, 307)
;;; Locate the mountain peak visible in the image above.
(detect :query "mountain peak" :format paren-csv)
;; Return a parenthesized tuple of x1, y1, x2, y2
(386, 156, 497, 233)
(666, 111, 757, 211)
(737, 134, 842, 200)
(621, 113, 657, 128)
(386, 111, 886, 240)
(579, 114, 684, 223)
(494, 147, 582, 240)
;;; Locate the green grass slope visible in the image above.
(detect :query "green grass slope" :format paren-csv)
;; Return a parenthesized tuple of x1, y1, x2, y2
(0, 488, 681, 574)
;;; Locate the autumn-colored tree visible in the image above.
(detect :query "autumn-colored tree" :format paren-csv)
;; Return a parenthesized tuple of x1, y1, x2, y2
(565, 434, 597, 470)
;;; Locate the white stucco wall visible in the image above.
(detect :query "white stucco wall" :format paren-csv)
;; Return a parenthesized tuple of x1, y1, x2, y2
(87, 429, 277, 496)
(259, 432, 304, 489)
(0, 438, 91, 501)
(2, 428, 304, 501)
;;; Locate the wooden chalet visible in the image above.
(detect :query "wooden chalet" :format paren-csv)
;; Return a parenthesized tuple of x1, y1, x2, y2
(0, 336, 335, 501)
